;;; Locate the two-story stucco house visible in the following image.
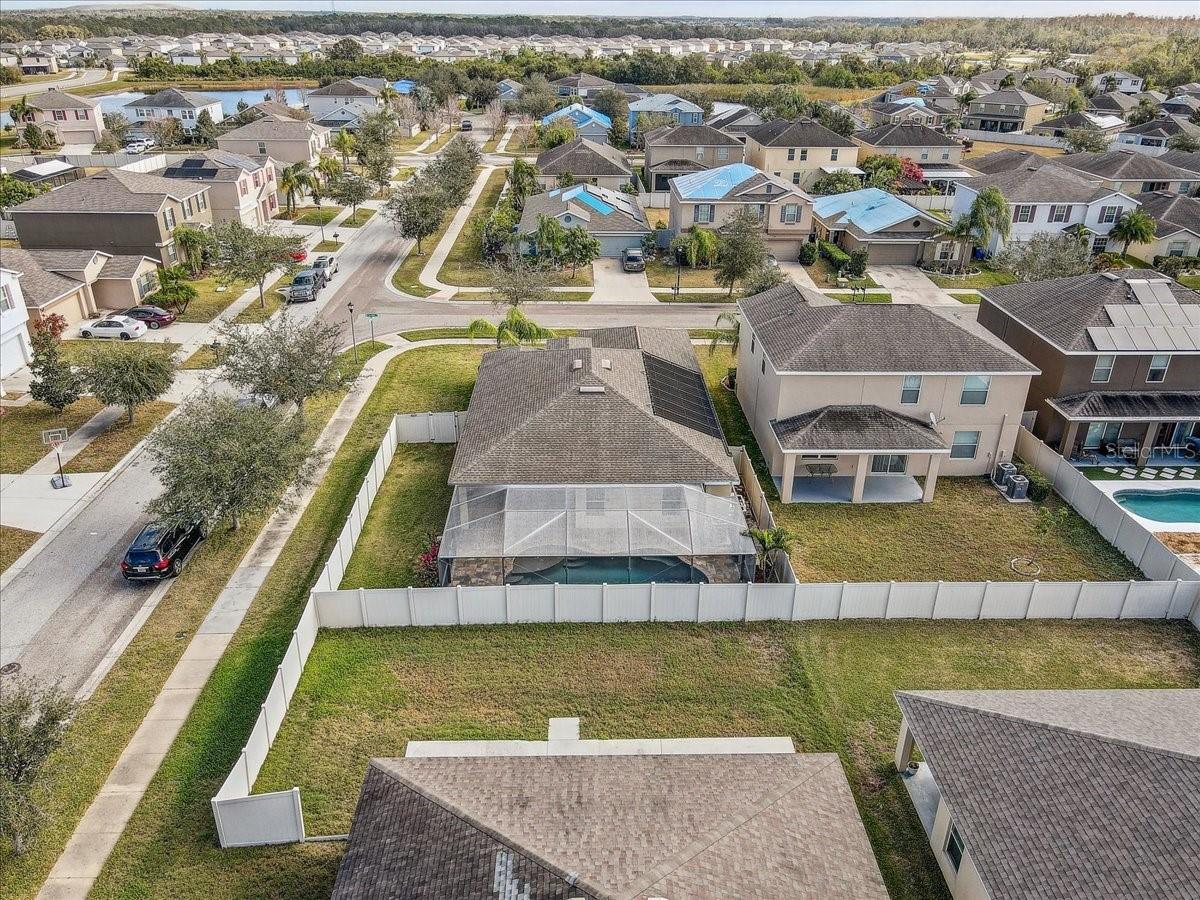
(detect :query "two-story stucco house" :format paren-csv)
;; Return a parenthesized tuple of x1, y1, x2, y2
(977, 270, 1200, 464)
(736, 282, 1036, 504)
(305, 78, 383, 124)
(1091, 70, 1145, 94)
(12, 90, 104, 149)
(743, 118, 860, 191)
(0, 265, 34, 384)
(961, 88, 1049, 133)
(215, 114, 330, 169)
(627, 93, 704, 145)
(668, 163, 813, 258)
(10, 170, 212, 267)
(125, 88, 225, 133)
(643, 123, 745, 191)
(953, 161, 1140, 255)
(157, 150, 279, 226)
(1124, 192, 1200, 261)
(851, 122, 970, 193)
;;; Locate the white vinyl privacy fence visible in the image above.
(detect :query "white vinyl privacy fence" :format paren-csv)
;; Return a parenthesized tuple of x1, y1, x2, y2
(211, 416, 1200, 848)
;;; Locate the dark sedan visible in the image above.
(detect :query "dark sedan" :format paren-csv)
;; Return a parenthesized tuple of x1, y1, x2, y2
(122, 305, 176, 329)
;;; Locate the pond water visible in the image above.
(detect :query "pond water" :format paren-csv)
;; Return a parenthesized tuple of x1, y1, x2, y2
(1114, 489, 1200, 525)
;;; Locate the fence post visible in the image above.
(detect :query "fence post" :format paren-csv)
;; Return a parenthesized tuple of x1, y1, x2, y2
(1168, 580, 1185, 620)
(1118, 580, 1134, 619)
(789, 582, 799, 621)
(275, 666, 290, 705)
(931, 581, 943, 619)
(1070, 581, 1086, 619)
(456, 585, 463, 624)
(553, 582, 559, 623)
(883, 581, 894, 618)
(291, 787, 305, 842)
(504, 583, 511, 624)
(743, 581, 751, 622)
(601, 583, 608, 623)
(649, 582, 656, 622)
(407, 586, 415, 627)
(427, 412, 435, 442)
(358, 587, 368, 627)
(696, 582, 706, 622)
(977, 582, 989, 619)
(1023, 581, 1037, 619)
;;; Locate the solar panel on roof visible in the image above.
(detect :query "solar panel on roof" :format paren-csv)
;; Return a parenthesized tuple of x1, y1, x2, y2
(1088, 327, 1116, 351)
(1149, 281, 1177, 303)
(642, 354, 723, 440)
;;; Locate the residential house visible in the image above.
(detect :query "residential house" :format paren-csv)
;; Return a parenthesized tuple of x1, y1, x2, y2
(540, 103, 612, 144)
(744, 118, 860, 191)
(9, 170, 212, 267)
(125, 88, 224, 134)
(518, 184, 649, 257)
(736, 282, 1036, 503)
(496, 78, 522, 104)
(0, 265, 33, 383)
(627, 93, 704, 145)
(1159, 149, 1200, 179)
(1115, 116, 1200, 156)
(1056, 148, 1198, 195)
(977, 270, 1200, 459)
(1023, 66, 1079, 88)
(157, 151, 279, 226)
(534, 138, 634, 191)
(1086, 90, 1141, 120)
(861, 99, 952, 129)
(894, 690, 1200, 900)
(18, 53, 58, 75)
(705, 104, 764, 143)
(215, 115, 329, 167)
(304, 78, 382, 123)
(960, 89, 1049, 133)
(1159, 93, 1200, 118)
(1091, 70, 1145, 93)
(440, 328, 755, 585)
(668, 163, 813, 257)
(952, 163, 1139, 254)
(812, 188, 965, 266)
(11, 90, 104, 149)
(1029, 109, 1124, 139)
(332, 724, 888, 899)
(1124, 192, 1200, 261)
(548, 72, 617, 98)
(0, 247, 158, 327)
(851, 122, 970, 192)
(642, 123, 745, 191)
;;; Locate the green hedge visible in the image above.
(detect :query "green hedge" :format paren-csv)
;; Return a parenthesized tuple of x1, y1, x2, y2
(819, 240, 850, 269)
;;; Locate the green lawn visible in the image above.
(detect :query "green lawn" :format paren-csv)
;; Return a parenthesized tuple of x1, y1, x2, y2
(949, 292, 981, 304)
(0, 398, 104, 472)
(393, 130, 430, 152)
(313, 240, 343, 253)
(62, 401, 175, 473)
(0, 524, 40, 574)
(176, 273, 248, 323)
(655, 291, 738, 303)
(179, 345, 218, 369)
(232, 275, 289, 324)
(58, 340, 179, 367)
(391, 208, 455, 297)
(466, 290, 593, 302)
(808, 256, 880, 289)
(339, 208, 376, 228)
(251, 620, 1200, 900)
(831, 292, 892, 303)
(645, 257, 725, 289)
(0, 344, 389, 900)
(698, 350, 1141, 583)
(1178, 274, 1200, 290)
(398, 327, 580, 342)
(280, 206, 341, 226)
(925, 267, 1018, 289)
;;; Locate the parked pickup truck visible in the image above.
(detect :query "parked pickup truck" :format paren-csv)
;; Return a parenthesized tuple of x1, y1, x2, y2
(286, 269, 322, 303)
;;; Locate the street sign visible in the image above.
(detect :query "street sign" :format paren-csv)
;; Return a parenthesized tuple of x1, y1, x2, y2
(42, 427, 68, 448)
(365, 312, 380, 320)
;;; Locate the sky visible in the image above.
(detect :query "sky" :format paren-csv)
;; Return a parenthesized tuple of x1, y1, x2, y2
(4, 0, 1198, 16)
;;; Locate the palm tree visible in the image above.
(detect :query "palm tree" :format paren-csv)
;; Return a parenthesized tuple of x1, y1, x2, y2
(316, 155, 342, 184)
(331, 130, 356, 170)
(8, 97, 30, 128)
(172, 225, 207, 276)
(466, 308, 554, 348)
(378, 84, 399, 110)
(1109, 209, 1156, 256)
(744, 527, 795, 582)
(708, 309, 741, 389)
(955, 90, 977, 117)
(684, 226, 719, 268)
(507, 157, 539, 211)
(279, 162, 315, 215)
(934, 216, 975, 274)
(530, 215, 567, 265)
(966, 186, 1011, 255)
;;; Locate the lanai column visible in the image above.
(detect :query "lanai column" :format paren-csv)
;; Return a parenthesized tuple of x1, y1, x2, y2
(780, 452, 797, 504)
(1061, 420, 1081, 460)
(852, 453, 869, 503)
(922, 455, 941, 503)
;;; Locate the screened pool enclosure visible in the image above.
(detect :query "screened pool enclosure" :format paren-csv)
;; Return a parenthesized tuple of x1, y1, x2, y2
(438, 484, 757, 586)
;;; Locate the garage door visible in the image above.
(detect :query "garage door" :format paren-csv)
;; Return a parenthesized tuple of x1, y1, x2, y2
(1, 333, 32, 379)
(598, 234, 640, 257)
(44, 292, 91, 326)
(867, 242, 922, 265)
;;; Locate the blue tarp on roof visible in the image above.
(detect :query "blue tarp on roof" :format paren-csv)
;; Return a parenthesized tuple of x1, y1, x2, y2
(671, 163, 757, 200)
(562, 185, 616, 215)
(811, 188, 926, 234)
(541, 103, 613, 129)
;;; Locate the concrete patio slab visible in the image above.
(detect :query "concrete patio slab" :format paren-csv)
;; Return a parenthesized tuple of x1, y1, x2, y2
(0, 473, 107, 532)
(775, 474, 924, 504)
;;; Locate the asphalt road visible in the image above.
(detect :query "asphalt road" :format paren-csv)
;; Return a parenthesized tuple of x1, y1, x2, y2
(0, 67, 114, 103)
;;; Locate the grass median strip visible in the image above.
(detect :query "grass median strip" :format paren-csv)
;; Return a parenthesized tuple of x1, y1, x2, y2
(950, 292, 981, 304)
(654, 291, 738, 303)
(63, 401, 175, 474)
(232, 276, 289, 324)
(339, 208, 376, 228)
(0, 525, 40, 574)
(390, 208, 455, 298)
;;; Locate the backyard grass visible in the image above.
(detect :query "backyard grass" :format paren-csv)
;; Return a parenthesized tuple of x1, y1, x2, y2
(390, 208, 455, 297)
(176, 273, 248, 323)
(63, 401, 175, 473)
(0, 524, 40, 573)
(0, 344, 389, 900)
(179, 345, 218, 369)
(75, 347, 480, 900)
(313, 240, 343, 253)
(807, 256, 880, 288)
(963, 139, 1065, 159)
(393, 130, 430, 152)
(949, 292, 981, 304)
(339, 207, 376, 228)
(0, 398, 104, 472)
(232, 275, 289, 324)
(924, 267, 1018, 289)
(251, 619, 1200, 900)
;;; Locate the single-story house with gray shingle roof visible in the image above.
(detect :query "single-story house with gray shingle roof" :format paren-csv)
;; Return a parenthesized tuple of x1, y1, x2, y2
(518, 183, 649, 258)
(1056, 148, 1199, 195)
(124, 87, 224, 132)
(894, 690, 1200, 900)
(737, 281, 1036, 503)
(1124, 191, 1200, 260)
(534, 137, 634, 191)
(439, 327, 756, 586)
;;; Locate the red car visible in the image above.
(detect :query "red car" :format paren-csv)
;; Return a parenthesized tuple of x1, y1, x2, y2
(122, 305, 176, 329)
(290, 248, 308, 263)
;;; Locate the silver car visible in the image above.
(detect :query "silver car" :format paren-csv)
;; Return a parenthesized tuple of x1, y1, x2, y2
(79, 315, 148, 340)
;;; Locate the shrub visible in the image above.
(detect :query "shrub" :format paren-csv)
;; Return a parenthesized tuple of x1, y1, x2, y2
(415, 535, 440, 587)
(1090, 252, 1124, 272)
(798, 242, 818, 265)
(847, 248, 870, 278)
(818, 240, 850, 270)
(1017, 462, 1053, 503)
(1153, 255, 1197, 278)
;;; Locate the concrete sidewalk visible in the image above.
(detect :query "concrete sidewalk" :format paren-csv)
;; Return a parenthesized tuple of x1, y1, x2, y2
(417, 165, 497, 298)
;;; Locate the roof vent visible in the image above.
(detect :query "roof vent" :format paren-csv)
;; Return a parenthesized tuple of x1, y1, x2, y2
(1101, 271, 1121, 280)
(601, 358, 612, 369)
(579, 385, 606, 394)
(572, 358, 583, 370)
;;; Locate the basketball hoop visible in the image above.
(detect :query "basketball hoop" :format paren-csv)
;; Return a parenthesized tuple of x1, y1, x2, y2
(42, 427, 71, 489)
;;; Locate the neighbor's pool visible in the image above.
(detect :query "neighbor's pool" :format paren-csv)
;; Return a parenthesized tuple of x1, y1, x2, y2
(506, 555, 709, 585)
(1114, 489, 1200, 524)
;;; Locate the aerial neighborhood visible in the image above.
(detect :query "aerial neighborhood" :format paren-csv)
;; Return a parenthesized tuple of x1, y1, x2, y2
(0, 4, 1198, 900)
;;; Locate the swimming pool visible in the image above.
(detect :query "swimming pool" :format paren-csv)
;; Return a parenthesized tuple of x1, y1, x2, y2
(1114, 489, 1200, 524)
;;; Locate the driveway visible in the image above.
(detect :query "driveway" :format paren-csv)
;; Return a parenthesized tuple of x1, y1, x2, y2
(868, 265, 959, 306)
(590, 257, 657, 304)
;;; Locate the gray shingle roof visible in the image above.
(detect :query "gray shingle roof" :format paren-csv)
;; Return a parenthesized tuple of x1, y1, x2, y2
(979, 269, 1200, 352)
(124, 87, 219, 109)
(854, 122, 961, 148)
(217, 116, 327, 142)
(449, 329, 736, 486)
(644, 123, 743, 148)
(1137, 191, 1200, 238)
(1159, 149, 1200, 175)
(22, 248, 105, 273)
(0, 247, 85, 309)
(1048, 391, 1200, 420)
(972, 87, 1046, 108)
(739, 282, 1036, 374)
(773, 405, 947, 451)
(961, 162, 1117, 203)
(158, 149, 265, 182)
(964, 149, 1053, 176)
(333, 753, 889, 900)
(1120, 116, 1200, 140)
(535, 137, 631, 177)
(307, 78, 378, 97)
(25, 89, 96, 111)
(96, 254, 156, 279)
(1057, 149, 1197, 182)
(745, 117, 856, 148)
(517, 184, 648, 237)
(897, 690, 1200, 900)
(11, 169, 205, 214)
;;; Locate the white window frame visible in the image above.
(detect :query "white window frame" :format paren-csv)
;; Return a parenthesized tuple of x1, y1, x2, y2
(787, 148, 796, 161)
(951, 430, 981, 459)
(717, 147, 728, 161)
(1147, 354, 1170, 383)
(694, 203, 714, 224)
(960, 374, 991, 405)
(781, 203, 799, 224)
(871, 454, 908, 474)
(830, 148, 839, 161)
(1099, 205, 1121, 224)
(0, 283, 15, 312)
(1048, 204, 1072, 223)
(900, 374, 922, 405)
(799, 148, 808, 161)
(1012, 204, 1036, 223)
(1091, 354, 1115, 384)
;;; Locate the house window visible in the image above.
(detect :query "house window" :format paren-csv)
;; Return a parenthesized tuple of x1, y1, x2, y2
(136, 270, 158, 298)
(196, 192, 206, 211)
(945, 823, 966, 873)
(871, 454, 908, 474)
(760, 357, 765, 374)
(830, 148, 839, 161)
(162, 208, 176, 230)
(792, 172, 802, 185)
(166, 242, 177, 261)
(240, 180, 249, 196)
(717, 147, 728, 160)
(753, 204, 767, 223)
(183, 198, 193, 218)
(1140, 181, 1168, 193)
(961, 375, 990, 405)
(1167, 240, 1189, 257)
(1147, 354, 1170, 383)
(799, 148, 808, 161)
(935, 241, 956, 261)
(1099, 205, 1121, 224)
(781, 203, 800, 224)
(1092, 235, 1109, 254)
(787, 148, 796, 161)
(693, 204, 714, 224)
(257, 141, 267, 154)
(75, 110, 88, 120)
(696, 146, 705, 160)
(1087, 354, 1115, 384)
(0, 283, 14, 312)
(1012, 204, 1036, 223)
(900, 374, 922, 404)
(750, 334, 755, 354)
(951, 430, 980, 459)
(942, 150, 950, 160)
(920, 151, 929, 161)
(1048, 204, 1072, 223)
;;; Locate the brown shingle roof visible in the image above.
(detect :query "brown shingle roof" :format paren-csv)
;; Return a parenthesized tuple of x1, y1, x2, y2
(0, 247, 85, 309)
(25, 89, 97, 111)
(745, 117, 856, 149)
(643, 122, 743, 148)
(11, 169, 205, 214)
(1057, 149, 1197, 182)
(535, 137, 631, 177)
(773, 404, 948, 451)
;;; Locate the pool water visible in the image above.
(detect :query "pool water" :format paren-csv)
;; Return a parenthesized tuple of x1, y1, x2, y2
(507, 556, 708, 585)
(1114, 489, 1200, 524)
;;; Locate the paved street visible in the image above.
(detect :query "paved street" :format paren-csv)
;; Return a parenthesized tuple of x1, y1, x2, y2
(0, 67, 115, 102)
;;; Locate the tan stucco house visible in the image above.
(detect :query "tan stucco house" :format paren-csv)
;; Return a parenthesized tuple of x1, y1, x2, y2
(736, 282, 1037, 503)
(216, 115, 330, 168)
(851, 122, 969, 192)
(0, 247, 159, 326)
(11, 90, 105, 149)
(157, 150, 280, 226)
(743, 118, 860, 190)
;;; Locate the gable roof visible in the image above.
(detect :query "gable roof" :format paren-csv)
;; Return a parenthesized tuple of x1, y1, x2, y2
(541, 102, 612, 129)
(308, 78, 378, 97)
(643, 122, 742, 148)
(549, 72, 616, 91)
(1137, 191, 1200, 239)
(217, 116, 327, 142)
(517, 183, 648, 236)
(854, 122, 960, 148)
(449, 328, 736, 486)
(124, 87, 219, 109)
(158, 149, 266, 182)
(1120, 115, 1200, 140)
(811, 188, 938, 236)
(535, 137, 631, 177)
(333, 752, 889, 900)
(1158, 149, 1200, 175)
(706, 105, 762, 131)
(11, 169, 206, 214)
(0, 247, 85, 309)
(971, 87, 1046, 108)
(773, 405, 947, 452)
(1038, 109, 1123, 131)
(739, 281, 1036, 373)
(960, 162, 1118, 204)
(745, 117, 856, 148)
(670, 162, 805, 203)
(1057, 149, 1199, 182)
(897, 690, 1200, 900)
(964, 148, 1053, 176)
(629, 92, 703, 116)
(24, 89, 96, 111)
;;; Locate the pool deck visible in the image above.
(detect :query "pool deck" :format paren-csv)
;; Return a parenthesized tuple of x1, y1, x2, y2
(1095, 479, 1200, 534)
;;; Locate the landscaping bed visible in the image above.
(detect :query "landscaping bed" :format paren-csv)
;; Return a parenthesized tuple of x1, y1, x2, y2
(806, 255, 879, 288)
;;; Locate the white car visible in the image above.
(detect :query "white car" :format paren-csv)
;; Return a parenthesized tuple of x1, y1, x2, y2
(79, 315, 147, 341)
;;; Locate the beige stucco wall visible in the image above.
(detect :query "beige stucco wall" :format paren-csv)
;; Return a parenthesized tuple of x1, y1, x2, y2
(669, 197, 813, 244)
(1127, 232, 1200, 261)
(535, 173, 631, 192)
(746, 140, 860, 189)
(930, 798, 991, 900)
(852, 142, 964, 166)
(216, 134, 324, 167)
(28, 105, 104, 147)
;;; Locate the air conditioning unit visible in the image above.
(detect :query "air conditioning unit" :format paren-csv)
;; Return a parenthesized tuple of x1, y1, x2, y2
(1007, 474, 1029, 500)
(993, 461, 1017, 487)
